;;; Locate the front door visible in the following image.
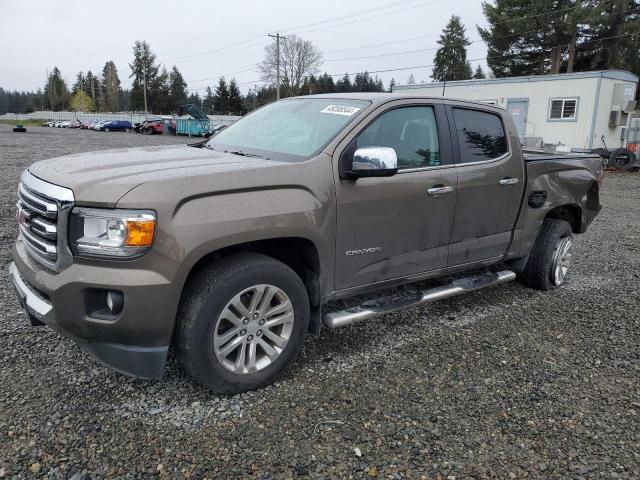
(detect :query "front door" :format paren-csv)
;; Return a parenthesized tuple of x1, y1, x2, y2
(447, 105, 525, 266)
(334, 102, 457, 291)
(506, 99, 529, 136)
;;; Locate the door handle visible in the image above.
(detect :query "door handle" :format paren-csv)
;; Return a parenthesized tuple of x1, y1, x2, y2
(499, 177, 519, 185)
(427, 185, 454, 195)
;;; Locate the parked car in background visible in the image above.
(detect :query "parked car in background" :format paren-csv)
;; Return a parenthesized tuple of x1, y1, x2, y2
(58, 121, 71, 128)
(100, 120, 133, 132)
(92, 121, 108, 131)
(68, 120, 83, 129)
(138, 119, 164, 135)
(80, 120, 95, 129)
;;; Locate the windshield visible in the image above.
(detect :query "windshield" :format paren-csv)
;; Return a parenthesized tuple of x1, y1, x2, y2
(207, 98, 370, 160)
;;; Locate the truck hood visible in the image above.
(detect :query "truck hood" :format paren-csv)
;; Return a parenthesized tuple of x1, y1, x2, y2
(28, 145, 286, 206)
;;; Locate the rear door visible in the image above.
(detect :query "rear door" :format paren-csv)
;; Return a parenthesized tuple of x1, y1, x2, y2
(447, 104, 525, 266)
(334, 100, 457, 291)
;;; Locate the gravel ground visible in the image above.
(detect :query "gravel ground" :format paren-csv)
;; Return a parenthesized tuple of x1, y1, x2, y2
(0, 124, 639, 479)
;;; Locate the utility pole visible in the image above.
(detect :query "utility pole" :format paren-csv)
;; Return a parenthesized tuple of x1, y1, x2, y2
(143, 66, 148, 115)
(268, 33, 285, 100)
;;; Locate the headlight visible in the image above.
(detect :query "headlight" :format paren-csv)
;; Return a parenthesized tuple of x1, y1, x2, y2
(69, 207, 156, 259)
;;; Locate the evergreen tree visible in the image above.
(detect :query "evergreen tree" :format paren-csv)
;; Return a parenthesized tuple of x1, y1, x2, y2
(577, 0, 640, 80)
(72, 72, 85, 94)
(432, 15, 473, 81)
(129, 40, 161, 112)
(242, 87, 259, 113)
(227, 79, 244, 114)
(214, 77, 230, 114)
(478, 0, 594, 76)
(473, 65, 487, 79)
(187, 92, 202, 106)
(352, 72, 383, 92)
(84, 71, 98, 107)
(168, 66, 188, 110)
(202, 86, 215, 114)
(335, 74, 352, 92)
(44, 67, 69, 111)
(101, 60, 122, 112)
(407, 74, 416, 84)
(151, 67, 170, 113)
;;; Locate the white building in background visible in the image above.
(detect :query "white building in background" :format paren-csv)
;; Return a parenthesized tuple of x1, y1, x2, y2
(392, 70, 638, 151)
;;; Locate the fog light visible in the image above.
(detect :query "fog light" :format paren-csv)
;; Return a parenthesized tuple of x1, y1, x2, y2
(106, 291, 124, 315)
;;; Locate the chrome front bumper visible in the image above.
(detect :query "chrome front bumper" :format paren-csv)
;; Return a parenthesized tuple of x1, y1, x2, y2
(9, 261, 52, 325)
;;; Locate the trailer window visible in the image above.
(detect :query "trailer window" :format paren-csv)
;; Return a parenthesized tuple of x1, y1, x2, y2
(549, 98, 578, 120)
(452, 108, 508, 163)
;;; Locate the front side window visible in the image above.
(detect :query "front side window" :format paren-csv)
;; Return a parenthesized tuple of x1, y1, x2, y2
(207, 98, 369, 160)
(357, 106, 441, 170)
(452, 108, 508, 163)
(549, 98, 578, 120)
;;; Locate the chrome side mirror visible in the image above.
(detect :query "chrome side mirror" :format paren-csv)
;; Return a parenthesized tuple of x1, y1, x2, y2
(348, 147, 398, 179)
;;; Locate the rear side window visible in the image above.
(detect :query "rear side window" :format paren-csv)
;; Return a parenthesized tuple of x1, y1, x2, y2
(452, 108, 508, 163)
(357, 106, 441, 170)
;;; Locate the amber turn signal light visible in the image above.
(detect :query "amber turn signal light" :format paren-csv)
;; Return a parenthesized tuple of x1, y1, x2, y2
(125, 220, 156, 247)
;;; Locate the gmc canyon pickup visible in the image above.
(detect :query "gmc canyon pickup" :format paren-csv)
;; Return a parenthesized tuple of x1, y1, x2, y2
(10, 94, 603, 393)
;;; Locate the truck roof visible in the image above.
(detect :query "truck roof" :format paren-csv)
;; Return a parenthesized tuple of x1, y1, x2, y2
(301, 92, 502, 110)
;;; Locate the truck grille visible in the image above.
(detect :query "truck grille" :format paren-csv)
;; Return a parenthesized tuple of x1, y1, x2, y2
(17, 171, 74, 271)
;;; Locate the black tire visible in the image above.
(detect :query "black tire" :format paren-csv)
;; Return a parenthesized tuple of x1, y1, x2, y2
(12, 128, 26, 133)
(144, 127, 153, 135)
(105, 127, 110, 132)
(609, 148, 636, 171)
(519, 218, 573, 291)
(177, 253, 309, 394)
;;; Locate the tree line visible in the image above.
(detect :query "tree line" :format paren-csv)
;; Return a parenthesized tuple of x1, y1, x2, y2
(1, 0, 638, 115)
(431, 0, 639, 82)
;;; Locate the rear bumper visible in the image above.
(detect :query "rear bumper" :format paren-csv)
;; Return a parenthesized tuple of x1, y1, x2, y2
(9, 239, 180, 379)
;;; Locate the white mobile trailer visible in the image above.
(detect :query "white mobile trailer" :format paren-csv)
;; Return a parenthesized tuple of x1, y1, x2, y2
(393, 70, 638, 152)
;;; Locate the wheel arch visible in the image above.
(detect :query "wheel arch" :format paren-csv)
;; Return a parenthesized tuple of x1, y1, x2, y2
(544, 203, 582, 234)
(176, 237, 323, 338)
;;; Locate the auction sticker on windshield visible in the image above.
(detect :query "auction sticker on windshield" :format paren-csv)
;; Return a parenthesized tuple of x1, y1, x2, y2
(321, 105, 361, 116)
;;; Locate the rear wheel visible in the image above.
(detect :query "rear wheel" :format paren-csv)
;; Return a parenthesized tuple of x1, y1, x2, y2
(177, 253, 309, 393)
(519, 218, 573, 290)
(105, 127, 110, 132)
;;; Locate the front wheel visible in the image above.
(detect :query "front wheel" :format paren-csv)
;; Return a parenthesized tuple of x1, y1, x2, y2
(177, 253, 309, 393)
(519, 218, 573, 290)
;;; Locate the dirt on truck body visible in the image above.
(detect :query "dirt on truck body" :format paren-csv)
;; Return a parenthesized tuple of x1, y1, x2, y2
(9, 93, 603, 393)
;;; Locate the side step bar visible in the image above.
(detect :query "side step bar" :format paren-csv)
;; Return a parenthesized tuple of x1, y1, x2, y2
(324, 270, 516, 329)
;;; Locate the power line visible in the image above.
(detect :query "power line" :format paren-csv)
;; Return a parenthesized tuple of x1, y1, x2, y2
(293, 0, 442, 36)
(325, 9, 623, 63)
(479, 0, 618, 29)
(278, 0, 425, 33)
(165, 36, 265, 63)
(325, 32, 638, 78)
(188, 66, 257, 83)
(324, 33, 440, 54)
(166, 0, 441, 64)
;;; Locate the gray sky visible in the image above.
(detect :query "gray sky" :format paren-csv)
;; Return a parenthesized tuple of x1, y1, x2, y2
(0, 0, 488, 94)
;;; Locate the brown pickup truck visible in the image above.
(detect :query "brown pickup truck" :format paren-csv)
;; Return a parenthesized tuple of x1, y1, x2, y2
(10, 94, 603, 393)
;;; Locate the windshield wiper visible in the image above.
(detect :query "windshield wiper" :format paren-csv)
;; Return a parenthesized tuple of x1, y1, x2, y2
(225, 150, 267, 159)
